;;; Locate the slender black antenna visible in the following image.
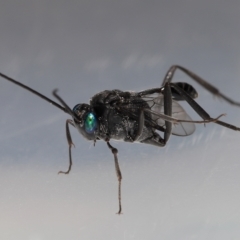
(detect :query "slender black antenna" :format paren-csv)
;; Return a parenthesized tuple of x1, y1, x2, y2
(0, 72, 68, 114)
(53, 89, 76, 119)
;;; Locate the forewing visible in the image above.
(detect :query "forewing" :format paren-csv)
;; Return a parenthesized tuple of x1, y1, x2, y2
(142, 93, 196, 136)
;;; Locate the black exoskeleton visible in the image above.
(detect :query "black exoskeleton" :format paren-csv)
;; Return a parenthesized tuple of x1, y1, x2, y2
(1, 65, 240, 214)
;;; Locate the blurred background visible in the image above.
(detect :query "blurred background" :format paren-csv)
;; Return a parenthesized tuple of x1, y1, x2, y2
(0, 0, 240, 239)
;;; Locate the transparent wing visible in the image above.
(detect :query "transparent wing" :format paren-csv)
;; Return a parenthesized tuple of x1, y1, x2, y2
(141, 92, 196, 136)
(112, 90, 196, 136)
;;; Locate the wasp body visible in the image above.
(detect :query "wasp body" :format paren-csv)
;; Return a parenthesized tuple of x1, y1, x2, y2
(1, 65, 240, 214)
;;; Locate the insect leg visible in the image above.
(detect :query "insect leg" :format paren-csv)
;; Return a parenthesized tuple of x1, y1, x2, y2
(58, 119, 75, 174)
(161, 65, 240, 107)
(139, 84, 173, 147)
(107, 142, 122, 214)
(163, 82, 172, 143)
(170, 83, 240, 131)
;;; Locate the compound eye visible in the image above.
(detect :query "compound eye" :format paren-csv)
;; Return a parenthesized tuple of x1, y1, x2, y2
(84, 112, 98, 134)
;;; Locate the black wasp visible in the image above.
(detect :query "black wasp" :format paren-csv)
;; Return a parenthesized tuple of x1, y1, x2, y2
(1, 65, 240, 214)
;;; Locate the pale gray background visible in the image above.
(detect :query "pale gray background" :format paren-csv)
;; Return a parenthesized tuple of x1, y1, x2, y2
(0, 0, 240, 239)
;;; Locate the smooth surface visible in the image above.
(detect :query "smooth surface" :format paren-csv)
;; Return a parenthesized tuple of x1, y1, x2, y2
(0, 1, 240, 239)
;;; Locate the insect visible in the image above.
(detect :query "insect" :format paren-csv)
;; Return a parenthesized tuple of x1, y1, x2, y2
(1, 65, 240, 214)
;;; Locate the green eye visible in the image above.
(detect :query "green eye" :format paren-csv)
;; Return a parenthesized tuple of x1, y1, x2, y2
(85, 113, 97, 134)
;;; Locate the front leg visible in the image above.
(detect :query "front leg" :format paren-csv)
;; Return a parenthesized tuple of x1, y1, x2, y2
(107, 142, 122, 214)
(58, 119, 75, 174)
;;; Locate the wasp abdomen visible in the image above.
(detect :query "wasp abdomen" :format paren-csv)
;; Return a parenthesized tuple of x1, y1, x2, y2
(171, 82, 198, 101)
